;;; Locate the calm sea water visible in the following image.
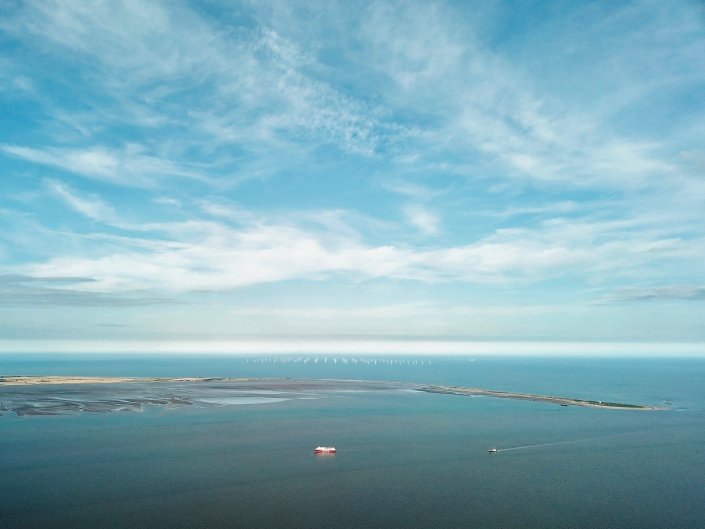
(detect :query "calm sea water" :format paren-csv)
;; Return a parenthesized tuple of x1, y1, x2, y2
(1, 355, 704, 529)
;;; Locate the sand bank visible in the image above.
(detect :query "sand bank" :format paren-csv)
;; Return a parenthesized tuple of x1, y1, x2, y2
(414, 384, 663, 410)
(0, 376, 248, 385)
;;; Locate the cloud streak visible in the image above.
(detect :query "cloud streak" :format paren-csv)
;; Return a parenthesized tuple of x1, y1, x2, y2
(605, 285, 705, 303)
(2, 144, 207, 188)
(46, 180, 119, 223)
(10, 200, 699, 296)
(0, 275, 168, 307)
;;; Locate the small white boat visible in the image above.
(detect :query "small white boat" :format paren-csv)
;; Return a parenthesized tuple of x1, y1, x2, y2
(488, 447, 498, 453)
(314, 446, 336, 454)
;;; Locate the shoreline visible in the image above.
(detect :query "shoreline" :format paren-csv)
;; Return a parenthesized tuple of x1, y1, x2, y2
(0, 376, 663, 411)
(0, 376, 252, 385)
(413, 384, 663, 410)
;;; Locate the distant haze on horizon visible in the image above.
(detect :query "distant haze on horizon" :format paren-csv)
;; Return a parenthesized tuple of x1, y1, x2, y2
(1, 1, 704, 352)
(1, 340, 704, 358)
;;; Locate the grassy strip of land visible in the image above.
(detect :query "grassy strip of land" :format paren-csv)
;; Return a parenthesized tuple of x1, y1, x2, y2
(413, 384, 663, 410)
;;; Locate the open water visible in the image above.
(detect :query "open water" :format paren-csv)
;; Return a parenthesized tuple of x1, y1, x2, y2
(1, 355, 704, 528)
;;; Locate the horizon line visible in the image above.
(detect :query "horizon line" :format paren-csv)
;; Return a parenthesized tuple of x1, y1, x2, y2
(0, 340, 704, 357)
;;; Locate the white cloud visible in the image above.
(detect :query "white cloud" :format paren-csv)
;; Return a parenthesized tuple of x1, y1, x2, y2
(14, 204, 702, 294)
(403, 204, 440, 236)
(46, 180, 119, 223)
(381, 180, 447, 201)
(152, 196, 182, 208)
(604, 285, 705, 303)
(2, 144, 205, 187)
(7, 1, 212, 84)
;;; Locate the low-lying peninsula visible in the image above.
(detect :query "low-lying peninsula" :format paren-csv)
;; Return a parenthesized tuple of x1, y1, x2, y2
(413, 384, 661, 410)
(0, 375, 663, 416)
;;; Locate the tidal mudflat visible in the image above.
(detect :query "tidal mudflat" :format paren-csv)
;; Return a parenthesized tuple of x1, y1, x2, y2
(0, 376, 659, 416)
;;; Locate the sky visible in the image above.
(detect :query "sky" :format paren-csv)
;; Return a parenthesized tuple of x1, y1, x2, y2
(1, 0, 704, 355)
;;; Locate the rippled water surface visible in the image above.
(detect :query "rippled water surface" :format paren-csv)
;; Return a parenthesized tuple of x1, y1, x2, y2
(1, 355, 703, 529)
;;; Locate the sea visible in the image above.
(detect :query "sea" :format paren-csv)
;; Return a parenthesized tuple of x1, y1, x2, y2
(1, 354, 704, 529)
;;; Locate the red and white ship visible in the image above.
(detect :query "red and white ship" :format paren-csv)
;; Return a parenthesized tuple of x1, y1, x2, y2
(314, 446, 336, 454)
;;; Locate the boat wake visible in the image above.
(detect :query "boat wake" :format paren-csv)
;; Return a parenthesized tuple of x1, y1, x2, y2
(497, 438, 595, 452)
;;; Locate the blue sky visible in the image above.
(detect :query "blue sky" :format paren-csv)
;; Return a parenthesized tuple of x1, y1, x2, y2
(1, 0, 704, 354)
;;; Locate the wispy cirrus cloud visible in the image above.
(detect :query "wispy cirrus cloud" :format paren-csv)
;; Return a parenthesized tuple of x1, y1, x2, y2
(0, 274, 167, 307)
(346, 1, 700, 189)
(5, 0, 700, 196)
(46, 180, 119, 223)
(403, 204, 440, 237)
(3, 0, 404, 165)
(604, 285, 705, 303)
(2, 144, 207, 187)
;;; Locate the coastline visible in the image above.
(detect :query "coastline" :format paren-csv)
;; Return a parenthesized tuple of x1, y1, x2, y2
(413, 384, 664, 410)
(0, 375, 663, 411)
(0, 376, 251, 385)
